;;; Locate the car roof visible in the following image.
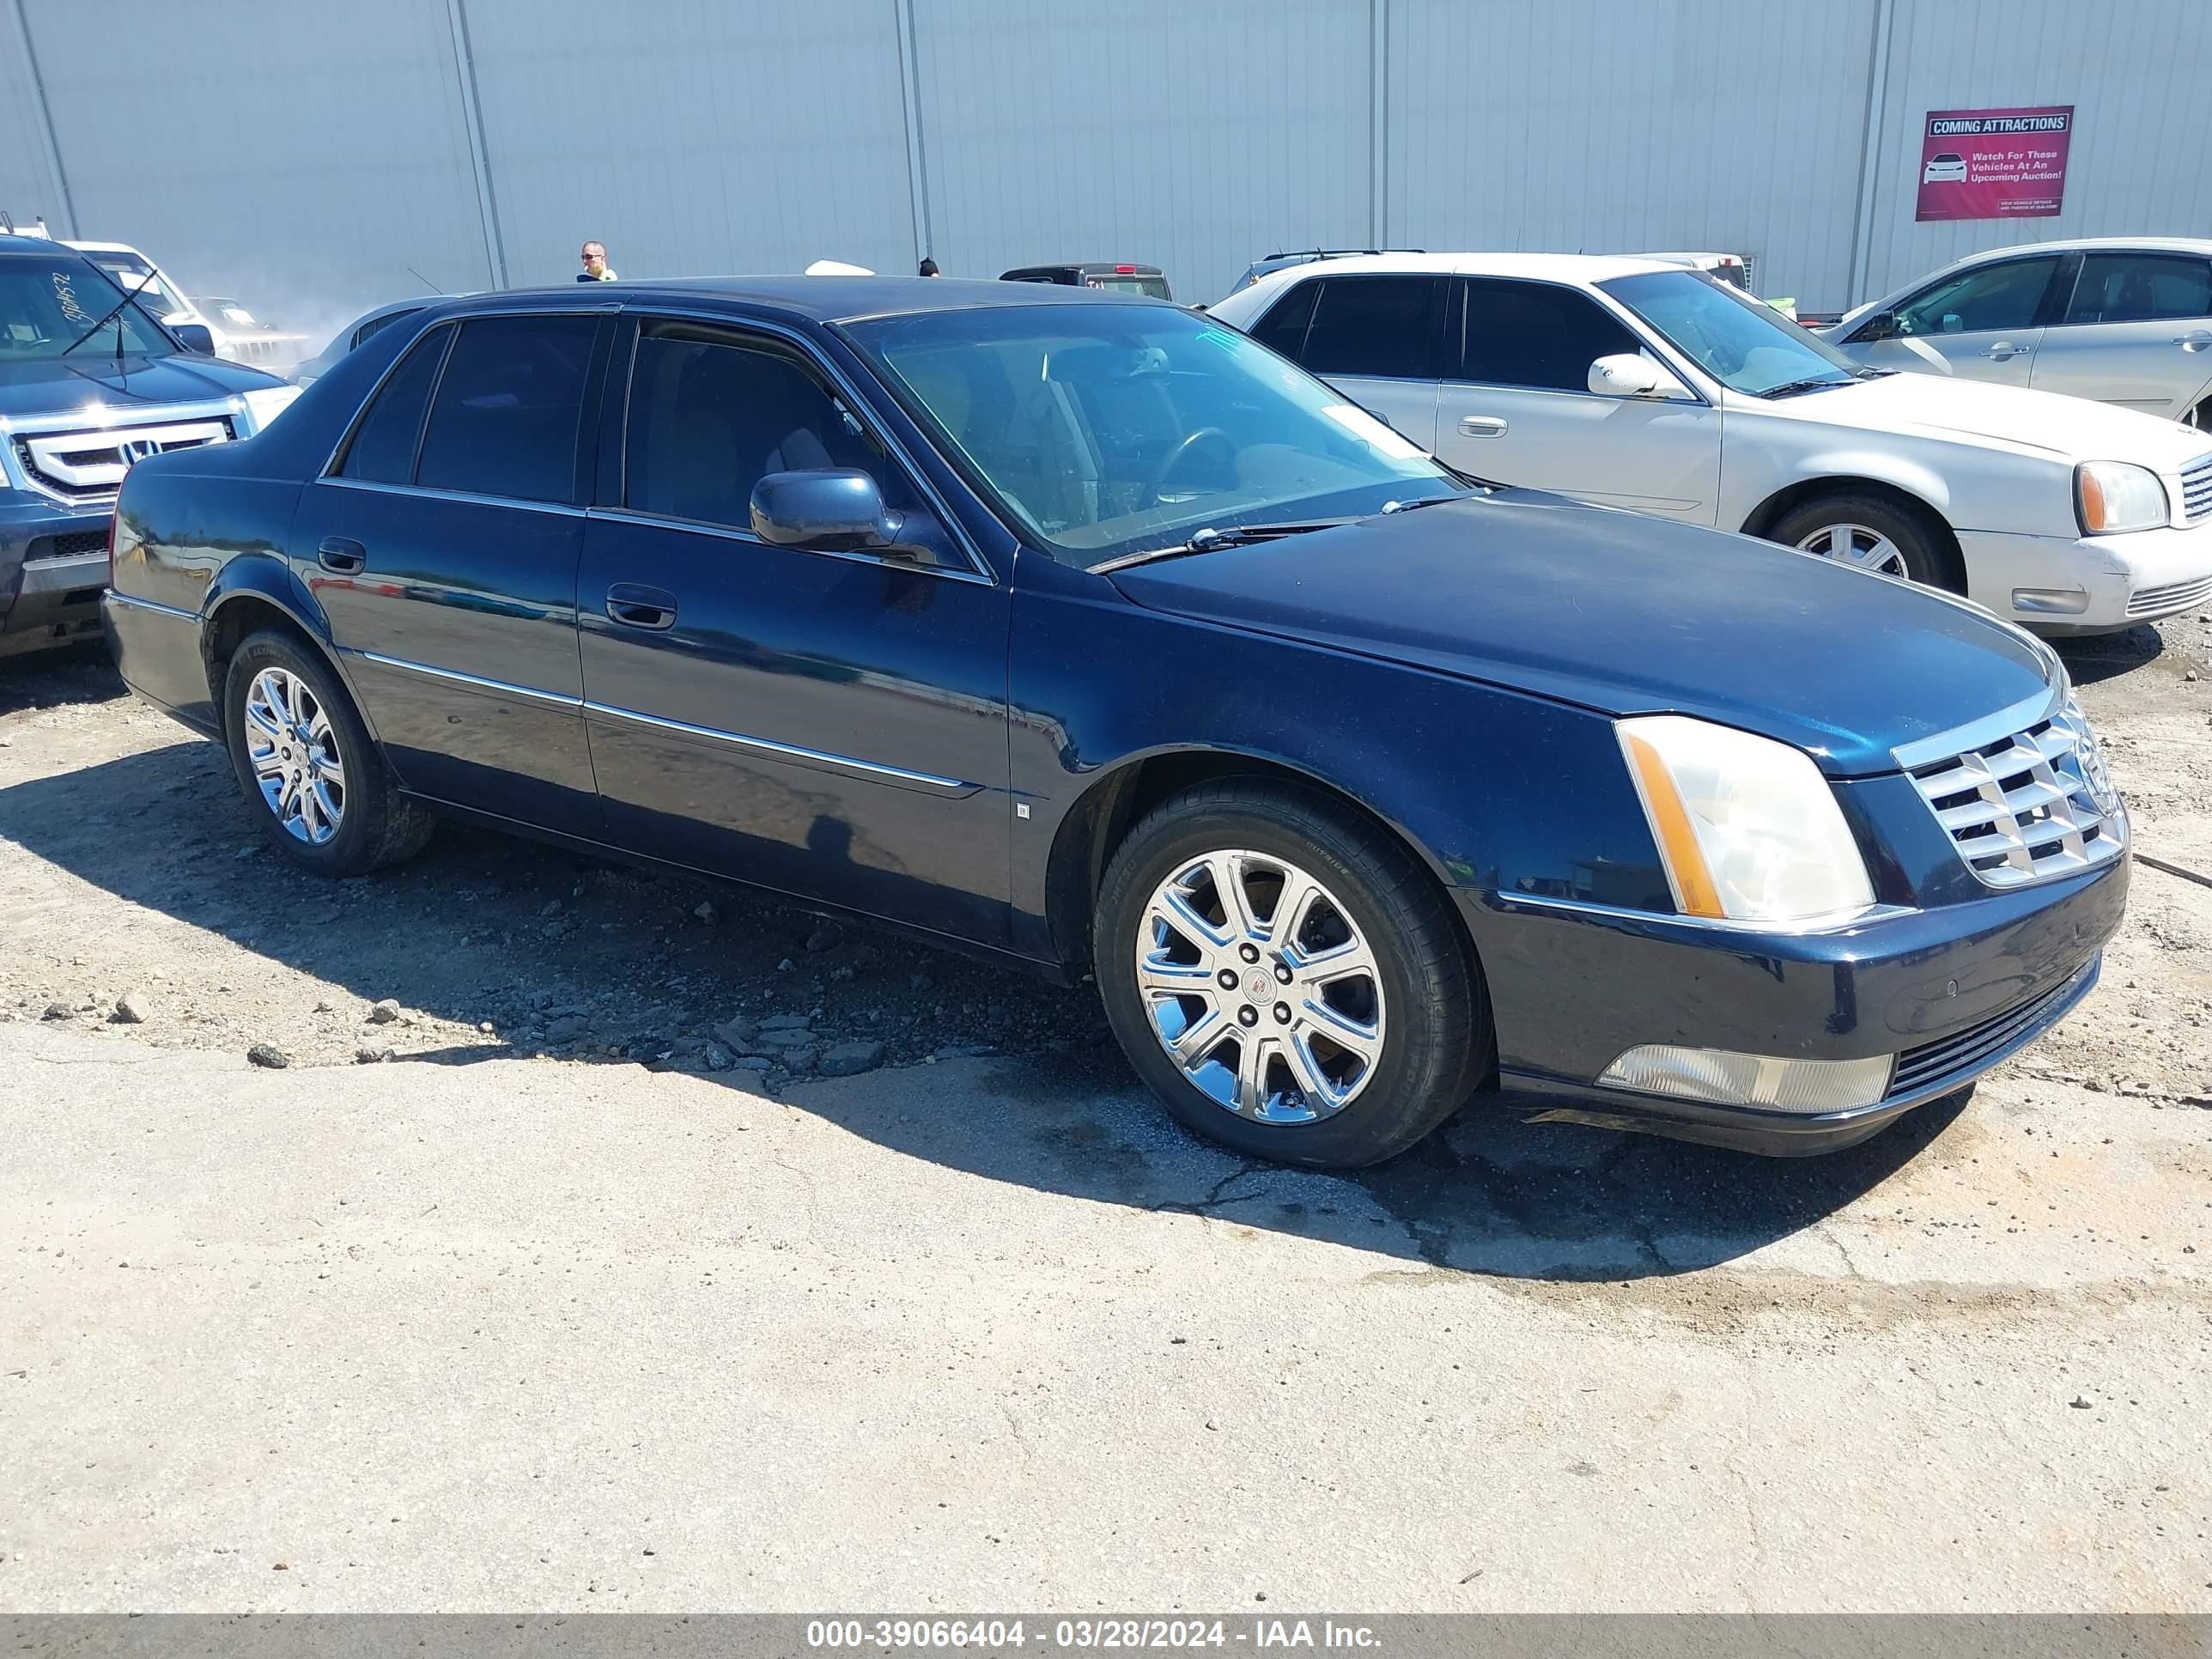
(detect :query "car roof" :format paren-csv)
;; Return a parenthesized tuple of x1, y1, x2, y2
(1002, 262, 1164, 276)
(61, 240, 150, 257)
(1241, 250, 1683, 287)
(0, 234, 70, 255)
(1929, 236, 2212, 266)
(434, 275, 1164, 325)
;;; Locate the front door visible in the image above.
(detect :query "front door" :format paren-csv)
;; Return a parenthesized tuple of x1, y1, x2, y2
(1850, 254, 2064, 389)
(2032, 250, 2212, 417)
(297, 311, 606, 836)
(1432, 277, 1721, 522)
(578, 316, 1012, 945)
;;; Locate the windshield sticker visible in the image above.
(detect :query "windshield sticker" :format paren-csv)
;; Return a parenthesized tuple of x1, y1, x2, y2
(1321, 403, 1427, 461)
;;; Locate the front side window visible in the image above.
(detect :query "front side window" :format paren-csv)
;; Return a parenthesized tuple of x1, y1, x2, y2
(0, 254, 174, 361)
(414, 314, 597, 504)
(2063, 254, 2212, 325)
(1297, 276, 1448, 380)
(1888, 257, 2060, 337)
(1601, 269, 1863, 398)
(339, 325, 450, 485)
(848, 302, 1466, 567)
(1458, 278, 1643, 392)
(623, 320, 911, 532)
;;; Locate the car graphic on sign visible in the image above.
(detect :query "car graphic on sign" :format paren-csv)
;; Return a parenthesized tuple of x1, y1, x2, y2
(1923, 152, 1968, 185)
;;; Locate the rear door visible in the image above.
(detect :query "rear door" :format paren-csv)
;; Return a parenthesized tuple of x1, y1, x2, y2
(1846, 255, 2063, 387)
(1433, 277, 1722, 522)
(298, 310, 608, 836)
(2031, 251, 2212, 416)
(1246, 274, 1446, 449)
(576, 314, 1012, 943)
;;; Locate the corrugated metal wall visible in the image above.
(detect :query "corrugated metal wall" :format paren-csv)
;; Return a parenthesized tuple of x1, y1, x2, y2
(1, 0, 2203, 325)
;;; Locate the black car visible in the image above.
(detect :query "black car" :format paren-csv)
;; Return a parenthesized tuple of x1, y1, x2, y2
(1000, 263, 1171, 301)
(104, 277, 2124, 1168)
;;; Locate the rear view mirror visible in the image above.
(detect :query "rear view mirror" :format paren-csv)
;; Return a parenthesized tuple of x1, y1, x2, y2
(1588, 353, 1688, 400)
(171, 323, 216, 355)
(750, 469, 931, 561)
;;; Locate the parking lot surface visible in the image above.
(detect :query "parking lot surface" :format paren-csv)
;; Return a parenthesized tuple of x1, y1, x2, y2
(2, 622, 2209, 1611)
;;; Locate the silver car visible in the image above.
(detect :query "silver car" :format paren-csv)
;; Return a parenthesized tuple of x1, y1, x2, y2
(1825, 238, 2212, 428)
(288, 295, 442, 386)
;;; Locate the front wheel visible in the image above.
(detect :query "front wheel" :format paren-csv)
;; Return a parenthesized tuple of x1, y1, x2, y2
(1770, 491, 1960, 592)
(1093, 780, 1489, 1168)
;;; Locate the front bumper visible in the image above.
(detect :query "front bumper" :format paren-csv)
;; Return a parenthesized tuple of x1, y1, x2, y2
(1958, 517, 2212, 634)
(1472, 848, 2129, 1155)
(0, 497, 112, 659)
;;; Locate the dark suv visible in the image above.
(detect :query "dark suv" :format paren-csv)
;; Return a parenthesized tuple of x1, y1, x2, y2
(0, 234, 297, 659)
(1000, 263, 1171, 301)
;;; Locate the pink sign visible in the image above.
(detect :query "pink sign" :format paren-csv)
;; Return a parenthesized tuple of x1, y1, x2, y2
(1915, 106, 2073, 222)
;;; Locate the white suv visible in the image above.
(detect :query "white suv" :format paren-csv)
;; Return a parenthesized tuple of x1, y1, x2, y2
(1206, 252, 2212, 634)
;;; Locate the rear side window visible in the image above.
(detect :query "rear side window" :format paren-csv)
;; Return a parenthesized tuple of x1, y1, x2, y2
(623, 321, 912, 532)
(2064, 254, 2212, 325)
(1458, 278, 1643, 392)
(1297, 276, 1447, 380)
(415, 314, 597, 504)
(338, 325, 449, 485)
(1247, 278, 1319, 358)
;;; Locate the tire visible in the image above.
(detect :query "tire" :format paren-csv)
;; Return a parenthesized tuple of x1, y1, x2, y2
(1768, 490, 1961, 592)
(1093, 779, 1489, 1169)
(221, 629, 434, 877)
(2188, 395, 2212, 432)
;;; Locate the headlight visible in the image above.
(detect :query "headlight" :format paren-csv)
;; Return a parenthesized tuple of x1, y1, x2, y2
(2075, 461, 2168, 534)
(240, 384, 302, 434)
(1617, 715, 1875, 924)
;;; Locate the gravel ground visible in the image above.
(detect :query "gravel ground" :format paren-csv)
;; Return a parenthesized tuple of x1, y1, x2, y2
(0, 616, 2207, 1126)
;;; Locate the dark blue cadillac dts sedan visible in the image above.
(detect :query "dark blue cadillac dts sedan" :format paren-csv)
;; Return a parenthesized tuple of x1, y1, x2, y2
(102, 278, 2128, 1167)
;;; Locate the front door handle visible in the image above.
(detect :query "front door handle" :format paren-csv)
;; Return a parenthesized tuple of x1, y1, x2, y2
(317, 536, 366, 574)
(1456, 415, 1510, 438)
(605, 583, 678, 630)
(2173, 330, 2212, 351)
(1983, 342, 2022, 362)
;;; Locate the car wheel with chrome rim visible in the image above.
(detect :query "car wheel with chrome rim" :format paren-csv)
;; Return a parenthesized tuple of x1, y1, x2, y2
(1769, 490, 1960, 592)
(1094, 778, 1489, 1167)
(222, 629, 434, 877)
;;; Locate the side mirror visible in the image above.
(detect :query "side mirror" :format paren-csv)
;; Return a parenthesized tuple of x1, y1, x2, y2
(750, 468, 924, 558)
(1588, 353, 1688, 400)
(1854, 311, 1900, 343)
(171, 323, 216, 355)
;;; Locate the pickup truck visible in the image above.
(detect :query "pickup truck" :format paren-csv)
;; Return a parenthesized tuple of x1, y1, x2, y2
(1, 234, 300, 659)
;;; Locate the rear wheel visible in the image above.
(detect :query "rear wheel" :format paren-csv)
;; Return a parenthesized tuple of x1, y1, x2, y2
(222, 629, 433, 877)
(1770, 490, 1960, 592)
(1094, 779, 1488, 1168)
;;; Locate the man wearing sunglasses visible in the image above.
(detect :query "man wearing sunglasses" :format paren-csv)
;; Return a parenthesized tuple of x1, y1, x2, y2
(577, 240, 617, 283)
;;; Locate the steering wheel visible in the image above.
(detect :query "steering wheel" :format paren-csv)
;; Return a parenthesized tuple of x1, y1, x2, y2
(1141, 427, 1233, 509)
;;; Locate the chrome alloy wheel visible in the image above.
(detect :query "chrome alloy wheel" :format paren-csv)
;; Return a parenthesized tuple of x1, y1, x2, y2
(243, 666, 345, 845)
(1134, 850, 1387, 1125)
(1796, 520, 1909, 577)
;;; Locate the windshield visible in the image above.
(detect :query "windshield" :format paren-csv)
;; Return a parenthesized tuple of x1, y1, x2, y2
(85, 257, 186, 316)
(1600, 269, 1862, 397)
(0, 254, 176, 361)
(846, 303, 1467, 567)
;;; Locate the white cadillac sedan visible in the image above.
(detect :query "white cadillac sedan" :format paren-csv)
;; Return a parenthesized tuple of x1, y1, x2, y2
(1206, 253, 2212, 634)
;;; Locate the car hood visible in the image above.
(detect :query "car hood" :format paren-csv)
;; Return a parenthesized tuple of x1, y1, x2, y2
(0, 351, 285, 418)
(1787, 370, 2209, 468)
(1107, 493, 2056, 776)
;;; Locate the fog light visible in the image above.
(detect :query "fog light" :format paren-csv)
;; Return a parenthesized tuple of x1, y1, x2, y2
(1598, 1045, 1893, 1113)
(2011, 586, 2090, 616)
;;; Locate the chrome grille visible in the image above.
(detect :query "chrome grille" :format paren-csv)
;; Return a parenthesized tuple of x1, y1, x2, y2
(2127, 572, 2212, 619)
(1905, 697, 2124, 889)
(2182, 453, 2212, 523)
(13, 417, 232, 501)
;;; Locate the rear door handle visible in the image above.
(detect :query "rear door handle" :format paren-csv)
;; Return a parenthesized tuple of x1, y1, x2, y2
(316, 536, 366, 574)
(1456, 415, 1510, 438)
(605, 583, 678, 630)
(2173, 330, 2212, 351)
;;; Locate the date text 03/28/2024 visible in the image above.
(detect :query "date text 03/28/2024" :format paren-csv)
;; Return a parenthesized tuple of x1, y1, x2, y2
(804, 1620, 1383, 1650)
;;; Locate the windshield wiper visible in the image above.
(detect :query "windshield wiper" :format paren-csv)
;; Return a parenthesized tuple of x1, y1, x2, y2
(1092, 519, 1350, 574)
(59, 272, 169, 361)
(1759, 375, 1855, 399)
(1380, 492, 1468, 514)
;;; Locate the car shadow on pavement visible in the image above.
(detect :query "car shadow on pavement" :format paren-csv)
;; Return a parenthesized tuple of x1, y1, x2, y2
(2054, 626, 2165, 687)
(3, 738, 1966, 1283)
